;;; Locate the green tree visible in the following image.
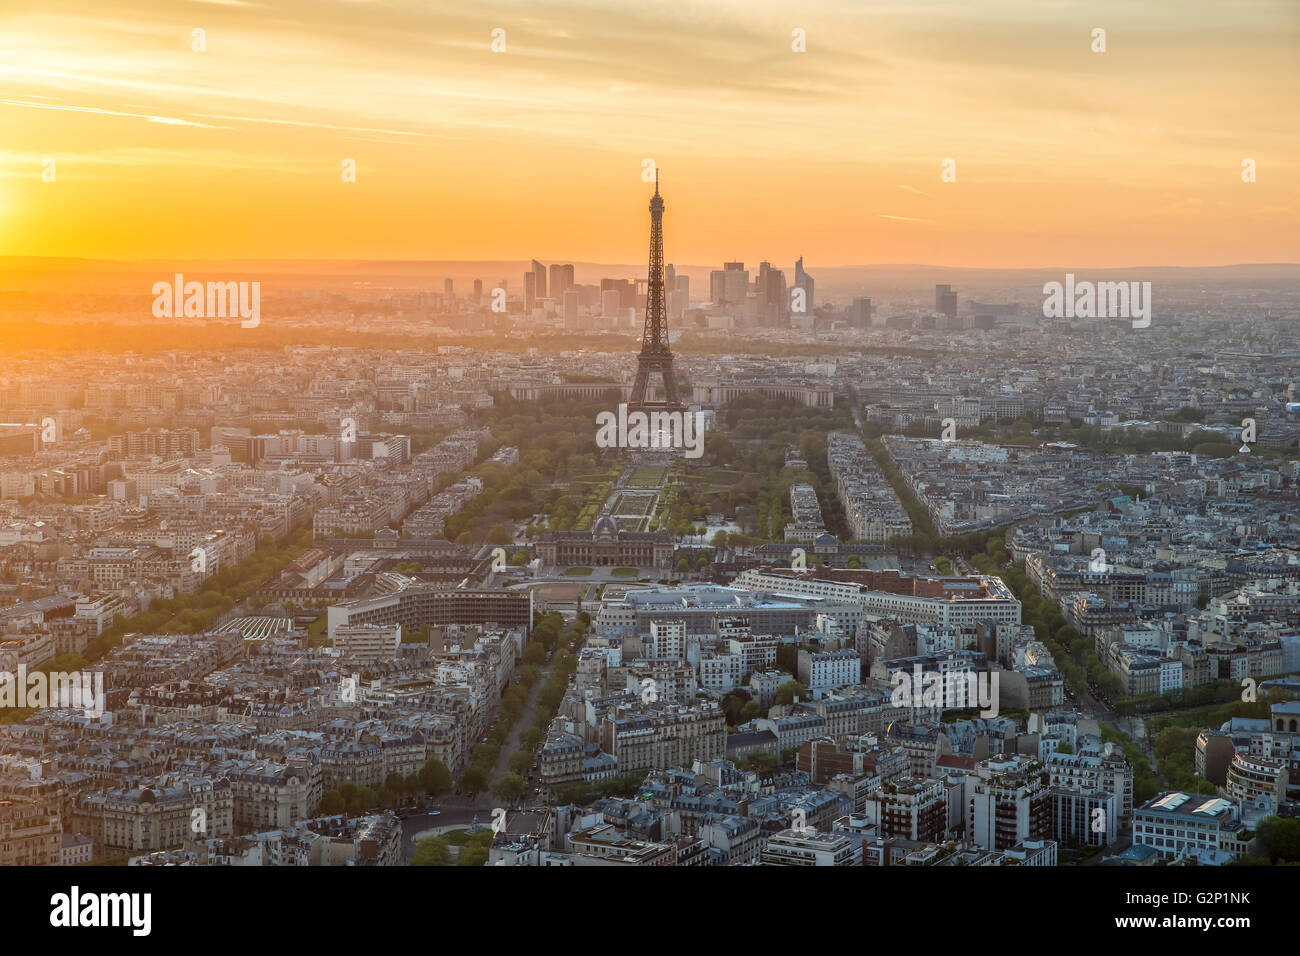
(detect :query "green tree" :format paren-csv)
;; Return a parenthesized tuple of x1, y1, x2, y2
(720, 689, 752, 725)
(494, 772, 526, 803)
(319, 790, 345, 815)
(411, 836, 452, 867)
(457, 845, 489, 867)
(774, 680, 808, 706)
(418, 758, 453, 795)
(509, 750, 534, 776)
(348, 786, 380, 813)
(1258, 816, 1300, 864)
(461, 765, 489, 797)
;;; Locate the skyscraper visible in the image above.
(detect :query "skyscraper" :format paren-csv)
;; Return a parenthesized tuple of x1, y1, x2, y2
(601, 277, 636, 308)
(711, 262, 749, 307)
(668, 270, 689, 322)
(851, 296, 873, 328)
(757, 261, 788, 326)
(629, 173, 682, 410)
(550, 263, 574, 300)
(531, 259, 547, 299)
(601, 289, 621, 319)
(936, 284, 957, 319)
(525, 270, 536, 311)
(794, 256, 814, 315)
(563, 289, 580, 329)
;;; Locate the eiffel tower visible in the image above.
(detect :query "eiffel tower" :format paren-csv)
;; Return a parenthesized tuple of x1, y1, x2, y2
(628, 172, 683, 410)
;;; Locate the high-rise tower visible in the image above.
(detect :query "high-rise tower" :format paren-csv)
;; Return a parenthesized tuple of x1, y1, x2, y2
(629, 173, 683, 409)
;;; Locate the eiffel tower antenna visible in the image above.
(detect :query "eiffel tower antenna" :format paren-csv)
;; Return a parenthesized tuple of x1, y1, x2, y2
(629, 170, 682, 410)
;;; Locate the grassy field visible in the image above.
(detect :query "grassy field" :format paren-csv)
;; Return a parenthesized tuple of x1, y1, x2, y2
(563, 566, 594, 577)
(612, 493, 655, 515)
(627, 466, 668, 487)
(610, 567, 638, 578)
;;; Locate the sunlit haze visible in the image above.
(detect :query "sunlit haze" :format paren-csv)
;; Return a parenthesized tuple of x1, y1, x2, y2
(2, 0, 1297, 266)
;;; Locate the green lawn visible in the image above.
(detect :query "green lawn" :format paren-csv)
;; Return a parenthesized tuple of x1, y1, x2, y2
(610, 567, 638, 578)
(612, 493, 654, 516)
(564, 566, 594, 577)
(627, 466, 668, 487)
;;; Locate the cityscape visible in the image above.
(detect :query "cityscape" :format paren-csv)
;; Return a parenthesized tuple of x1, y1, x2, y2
(1, 0, 1296, 935)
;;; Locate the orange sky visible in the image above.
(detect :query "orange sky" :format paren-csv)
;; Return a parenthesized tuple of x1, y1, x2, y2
(1, 0, 1297, 267)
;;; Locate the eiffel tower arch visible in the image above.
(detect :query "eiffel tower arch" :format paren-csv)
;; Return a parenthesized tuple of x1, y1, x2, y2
(628, 172, 683, 410)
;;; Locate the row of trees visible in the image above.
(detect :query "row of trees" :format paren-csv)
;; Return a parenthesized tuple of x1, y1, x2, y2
(1099, 725, 1161, 805)
(458, 611, 590, 806)
(1150, 726, 1217, 796)
(1146, 692, 1291, 736)
(458, 650, 546, 802)
(4, 523, 326, 721)
(318, 759, 454, 816)
(440, 395, 620, 544)
(1113, 680, 1252, 717)
(549, 773, 645, 806)
(999, 561, 1125, 700)
(411, 827, 494, 867)
(84, 524, 317, 653)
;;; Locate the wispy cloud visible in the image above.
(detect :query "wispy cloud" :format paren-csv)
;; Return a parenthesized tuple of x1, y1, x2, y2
(191, 112, 434, 137)
(0, 99, 228, 128)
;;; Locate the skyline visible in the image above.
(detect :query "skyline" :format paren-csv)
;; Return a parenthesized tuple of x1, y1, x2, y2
(2, 0, 1297, 267)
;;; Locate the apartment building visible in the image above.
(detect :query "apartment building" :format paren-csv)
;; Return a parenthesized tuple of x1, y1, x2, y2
(760, 828, 862, 866)
(1132, 792, 1250, 861)
(0, 795, 61, 866)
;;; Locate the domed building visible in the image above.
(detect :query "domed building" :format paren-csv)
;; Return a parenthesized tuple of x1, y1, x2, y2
(536, 508, 674, 568)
